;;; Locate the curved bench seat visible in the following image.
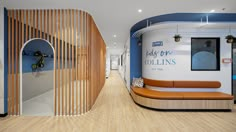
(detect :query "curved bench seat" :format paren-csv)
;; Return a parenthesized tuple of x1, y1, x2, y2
(131, 87, 234, 110)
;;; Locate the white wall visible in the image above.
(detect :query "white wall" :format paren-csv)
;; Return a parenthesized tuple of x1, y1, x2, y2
(106, 50, 110, 78)
(22, 71, 53, 101)
(142, 28, 235, 94)
(0, 4, 4, 114)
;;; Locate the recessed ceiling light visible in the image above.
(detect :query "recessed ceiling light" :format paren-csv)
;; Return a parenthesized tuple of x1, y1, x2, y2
(114, 42, 117, 45)
(138, 9, 142, 13)
(210, 9, 215, 13)
(113, 35, 117, 38)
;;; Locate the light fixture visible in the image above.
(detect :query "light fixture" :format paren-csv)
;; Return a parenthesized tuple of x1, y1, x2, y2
(225, 26, 235, 44)
(138, 9, 142, 13)
(113, 35, 117, 38)
(114, 42, 117, 45)
(210, 9, 215, 13)
(173, 24, 182, 42)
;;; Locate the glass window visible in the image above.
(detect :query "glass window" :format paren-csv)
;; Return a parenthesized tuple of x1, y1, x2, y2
(191, 38, 220, 71)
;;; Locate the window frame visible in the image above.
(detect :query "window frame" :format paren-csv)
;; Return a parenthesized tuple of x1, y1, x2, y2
(191, 37, 220, 71)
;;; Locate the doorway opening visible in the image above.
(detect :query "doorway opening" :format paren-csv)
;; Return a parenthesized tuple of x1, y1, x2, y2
(20, 38, 55, 115)
(110, 55, 119, 70)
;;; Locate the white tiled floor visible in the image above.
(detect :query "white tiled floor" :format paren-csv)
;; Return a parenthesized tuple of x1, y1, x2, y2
(22, 89, 54, 116)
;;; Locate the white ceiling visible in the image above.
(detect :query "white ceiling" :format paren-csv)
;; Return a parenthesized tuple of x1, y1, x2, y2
(2, 0, 236, 53)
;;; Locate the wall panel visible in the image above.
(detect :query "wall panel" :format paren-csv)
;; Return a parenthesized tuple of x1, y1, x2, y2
(7, 9, 106, 116)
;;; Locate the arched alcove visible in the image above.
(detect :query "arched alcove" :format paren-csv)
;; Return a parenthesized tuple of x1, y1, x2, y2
(20, 38, 55, 116)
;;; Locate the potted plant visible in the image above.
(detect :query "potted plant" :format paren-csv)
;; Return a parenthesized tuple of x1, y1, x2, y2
(173, 34, 182, 42)
(225, 35, 235, 43)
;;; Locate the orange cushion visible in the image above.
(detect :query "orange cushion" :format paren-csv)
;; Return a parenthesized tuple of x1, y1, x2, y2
(174, 81, 221, 88)
(132, 88, 233, 100)
(143, 78, 174, 87)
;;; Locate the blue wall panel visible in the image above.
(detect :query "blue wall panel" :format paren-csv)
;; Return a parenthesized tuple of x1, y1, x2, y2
(130, 33, 142, 85)
(4, 8, 8, 113)
(22, 39, 54, 73)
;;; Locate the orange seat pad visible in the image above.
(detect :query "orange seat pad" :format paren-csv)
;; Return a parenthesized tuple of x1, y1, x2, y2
(132, 87, 233, 100)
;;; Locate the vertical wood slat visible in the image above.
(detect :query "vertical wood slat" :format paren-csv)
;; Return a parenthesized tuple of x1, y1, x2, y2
(40, 10, 42, 38)
(83, 11, 85, 113)
(11, 10, 15, 115)
(57, 10, 61, 115)
(44, 10, 46, 39)
(7, 11, 11, 115)
(68, 9, 71, 115)
(65, 9, 68, 115)
(32, 10, 35, 38)
(47, 10, 49, 41)
(15, 10, 19, 115)
(26, 10, 28, 41)
(84, 12, 86, 112)
(31, 10, 33, 38)
(61, 10, 65, 116)
(76, 10, 79, 115)
(53, 9, 57, 115)
(50, 10, 53, 44)
(20, 10, 24, 114)
(80, 11, 83, 114)
(36, 10, 38, 38)
(28, 10, 31, 39)
(86, 13, 89, 112)
(21, 10, 24, 48)
(72, 10, 75, 115)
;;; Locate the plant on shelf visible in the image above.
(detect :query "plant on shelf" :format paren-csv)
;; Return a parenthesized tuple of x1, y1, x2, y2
(225, 35, 235, 44)
(173, 34, 182, 42)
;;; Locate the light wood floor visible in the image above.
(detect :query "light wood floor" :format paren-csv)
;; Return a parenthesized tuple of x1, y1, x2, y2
(1, 71, 236, 132)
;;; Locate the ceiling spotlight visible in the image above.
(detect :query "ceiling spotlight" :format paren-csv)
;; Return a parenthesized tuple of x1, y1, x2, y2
(113, 35, 117, 38)
(138, 9, 142, 13)
(210, 9, 215, 13)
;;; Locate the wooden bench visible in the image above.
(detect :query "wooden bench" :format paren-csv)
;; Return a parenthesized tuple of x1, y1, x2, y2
(130, 78, 234, 111)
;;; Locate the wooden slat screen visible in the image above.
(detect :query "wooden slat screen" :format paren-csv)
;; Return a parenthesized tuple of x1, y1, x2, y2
(7, 9, 106, 116)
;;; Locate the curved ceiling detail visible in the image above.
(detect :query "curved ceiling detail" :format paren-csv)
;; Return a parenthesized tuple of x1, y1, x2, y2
(131, 13, 236, 34)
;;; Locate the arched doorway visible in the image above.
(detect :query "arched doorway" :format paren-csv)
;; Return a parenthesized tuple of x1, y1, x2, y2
(20, 38, 55, 116)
